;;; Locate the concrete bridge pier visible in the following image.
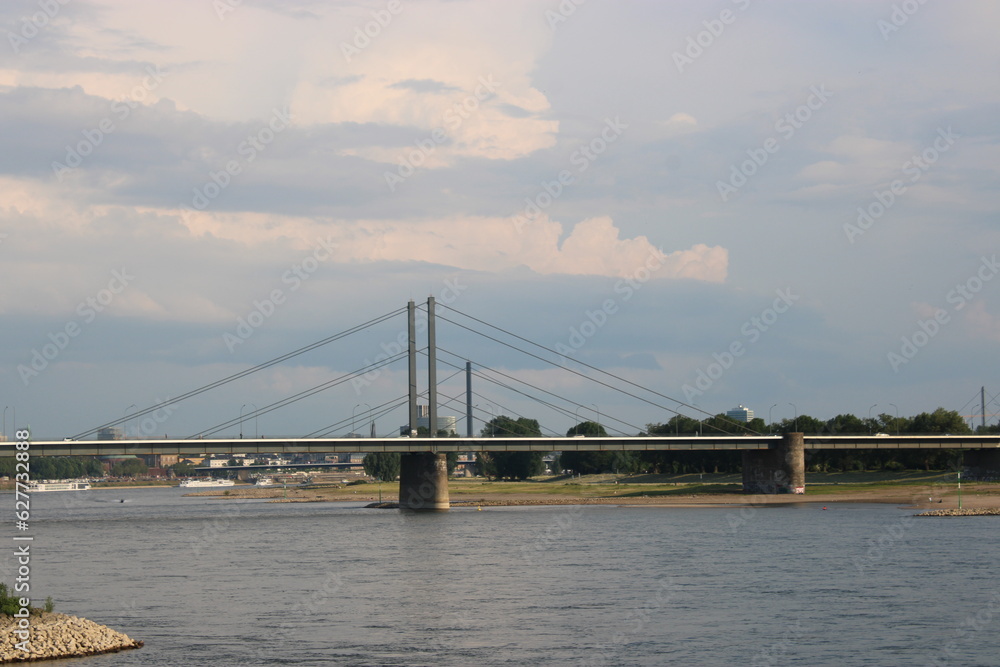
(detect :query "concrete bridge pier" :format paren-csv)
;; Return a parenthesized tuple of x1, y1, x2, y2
(742, 432, 805, 494)
(963, 449, 1000, 478)
(398, 452, 450, 510)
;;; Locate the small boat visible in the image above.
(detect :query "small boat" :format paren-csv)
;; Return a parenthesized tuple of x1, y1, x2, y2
(178, 478, 236, 488)
(26, 481, 92, 492)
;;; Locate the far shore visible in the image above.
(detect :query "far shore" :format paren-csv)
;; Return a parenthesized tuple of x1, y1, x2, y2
(176, 472, 999, 510)
(5, 472, 994, 510)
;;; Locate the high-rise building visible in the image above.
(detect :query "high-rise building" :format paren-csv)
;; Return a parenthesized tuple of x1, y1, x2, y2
(726, 405, 754, 422)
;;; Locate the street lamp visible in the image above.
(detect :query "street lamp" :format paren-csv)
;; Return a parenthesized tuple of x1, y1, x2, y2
(2, 406, 7, 441)
(868, 404, 878, 434)
(353, 403, 372, 437)
(768, 403, 777, 434)
(240, 404, 255, 439)
(788, 403, 797, 432)
(125, 404, 137, 439)
(889, 403, 899, 435)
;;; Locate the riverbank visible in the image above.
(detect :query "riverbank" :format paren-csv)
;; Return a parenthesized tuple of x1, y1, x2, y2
(0, 613, 142, 662)
(181, 475, 1000, 510)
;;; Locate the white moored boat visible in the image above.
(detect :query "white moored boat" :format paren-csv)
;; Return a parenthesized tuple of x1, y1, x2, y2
(26, 481, 92, 492)
(178, 478, 236, 488)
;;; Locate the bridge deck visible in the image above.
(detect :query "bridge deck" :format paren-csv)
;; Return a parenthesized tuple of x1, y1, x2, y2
(3, 435, 999, 457)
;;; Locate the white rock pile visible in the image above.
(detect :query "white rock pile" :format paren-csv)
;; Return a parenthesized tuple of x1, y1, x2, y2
(916, 507, 1000, 517)
(0, 613, 142, 662)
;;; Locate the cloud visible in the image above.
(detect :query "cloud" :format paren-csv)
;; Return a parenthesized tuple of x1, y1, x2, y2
(174, 208, 728, 283)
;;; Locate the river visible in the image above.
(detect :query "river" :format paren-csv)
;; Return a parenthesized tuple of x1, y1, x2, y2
(9, 487, 1000, 665)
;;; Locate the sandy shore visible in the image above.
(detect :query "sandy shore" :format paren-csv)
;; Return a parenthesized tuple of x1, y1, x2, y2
(184, 483, 1000, 510)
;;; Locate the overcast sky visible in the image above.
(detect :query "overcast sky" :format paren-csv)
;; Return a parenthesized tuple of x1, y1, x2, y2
(2, 0, 998, 440)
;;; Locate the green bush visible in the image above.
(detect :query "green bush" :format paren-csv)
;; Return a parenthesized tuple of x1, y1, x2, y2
(0, 582, 54, 616)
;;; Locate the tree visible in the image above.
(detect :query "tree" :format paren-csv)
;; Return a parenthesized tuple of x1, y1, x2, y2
(363, 452, 401, 482)
(111, 459, 147, 477)
(908, 408, 971, 435)
(478, 416, 544, 480)
(481, 415, 542, 438)
(479, 451, 544, 480)
(170, 462, 196, 477)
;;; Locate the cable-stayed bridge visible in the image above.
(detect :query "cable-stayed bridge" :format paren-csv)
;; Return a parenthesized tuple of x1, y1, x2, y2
(5, 299, 1000, 509)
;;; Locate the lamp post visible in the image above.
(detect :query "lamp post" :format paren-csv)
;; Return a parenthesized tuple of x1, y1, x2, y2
(354, 403, 372, 437)
(868, 404, 878, 434)
(2, 406, 7, 441)
(788, 403, 797, 432)
(249, 403, 258, 439)
(768, 404, 777, 434)
(125, 404, 137, 439)
(240, 404, 248, 439)
(889, 403, 899, 435)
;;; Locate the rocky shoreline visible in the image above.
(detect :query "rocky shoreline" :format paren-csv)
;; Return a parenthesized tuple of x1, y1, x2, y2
(915, 507, 1000, 517)
(0, 613, 142, 663)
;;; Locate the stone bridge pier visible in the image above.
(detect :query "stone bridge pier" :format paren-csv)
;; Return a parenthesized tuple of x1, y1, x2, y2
(742, 432, 805, 494)
(963, 449, 1000, 478)
(398, 452, 450, 510)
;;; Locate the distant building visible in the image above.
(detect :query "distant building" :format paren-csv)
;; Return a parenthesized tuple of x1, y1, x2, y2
(97, 427, 124, 440)
(727, 405, 754, 422)
(399, 405, 457, 436)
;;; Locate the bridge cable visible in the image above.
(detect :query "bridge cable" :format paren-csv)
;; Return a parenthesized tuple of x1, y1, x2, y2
(435, 347, 645, 436)
(70, 307, 407, 440)
(433, 308, 755, 435)
(187, 351, 410, 438)
(429, 350, 609, 437)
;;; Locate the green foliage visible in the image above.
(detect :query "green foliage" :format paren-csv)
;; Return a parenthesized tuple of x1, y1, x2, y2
(476, 416, 544, 480)
(111, 459, 148, 477)
(478, 451, 544, 480)
(0, 583, 50, 617)
(446, 451, 459, 475)
(481, 415, 542, 438)
(3, 456, 103, 479)
(567, 421, 606, 437)
(170, 462, 196, 476)
(363, 452, 401, 482)
(0, 583, 21, 616)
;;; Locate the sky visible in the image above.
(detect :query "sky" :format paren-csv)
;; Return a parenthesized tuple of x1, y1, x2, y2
(1, 0, 998, 440)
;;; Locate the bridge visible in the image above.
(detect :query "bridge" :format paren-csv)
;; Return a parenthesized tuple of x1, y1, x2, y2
(4, 298, 999, 509)
(11, 433, 1000, 508)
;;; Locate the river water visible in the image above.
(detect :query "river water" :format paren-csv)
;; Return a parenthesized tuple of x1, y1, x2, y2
(8, 487, 1000, 666)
